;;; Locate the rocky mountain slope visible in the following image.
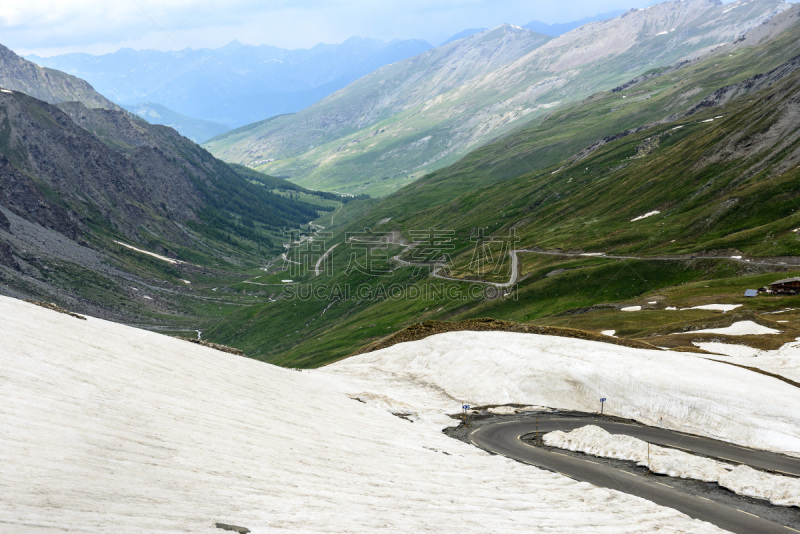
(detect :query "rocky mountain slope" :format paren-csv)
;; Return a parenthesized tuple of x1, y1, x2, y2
(356, 3, 800, 221)
(0, 44, 116, 110)
(205, 0, 791, 197)
(0, 50, 338, 323)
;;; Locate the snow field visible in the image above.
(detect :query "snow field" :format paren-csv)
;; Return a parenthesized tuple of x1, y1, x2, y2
(695, 336, 800, 382)
(0, 297, 723, 533)
(544, 425, 800, 507)
(325, 331, 800, 456)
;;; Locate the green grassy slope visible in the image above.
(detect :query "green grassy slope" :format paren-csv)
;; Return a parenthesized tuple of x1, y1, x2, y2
(361, 16, 800, 220)
(201, 14, 800, 367)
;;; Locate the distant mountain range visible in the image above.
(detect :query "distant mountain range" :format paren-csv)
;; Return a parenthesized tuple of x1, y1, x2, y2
(523, 11, 627, 36)
(204, 0, 791, 197)
(26, 38, 433, 130)
(441, 11, 627, 45)
(23, 10, 634, 142)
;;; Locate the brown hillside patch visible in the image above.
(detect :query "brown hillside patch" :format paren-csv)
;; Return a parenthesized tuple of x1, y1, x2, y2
(708, 359, 800, 390)
(25, 300, 86, 320)
(178, 337, 245, 357)
(669, 345, 718, 354)
(349, 318, 661, 357)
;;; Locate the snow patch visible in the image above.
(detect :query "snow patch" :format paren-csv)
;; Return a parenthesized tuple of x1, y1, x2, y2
(631, 210, 660, 222)
(684, 304, 742, 312)
(0, 89, 12, 94)
(686, 321, 780, 336)
(487, 406, 518, 415)
(621, 306, 642, 312)
(544, 425, 800, 507)
(695, 342, 762, 358)
(114, 240, 184, 265)
(601, 330, 617, 337)
(694, 336, 800, 382)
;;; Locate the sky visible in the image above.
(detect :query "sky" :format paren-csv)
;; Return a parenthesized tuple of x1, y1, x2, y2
(1, 0, 675, 57)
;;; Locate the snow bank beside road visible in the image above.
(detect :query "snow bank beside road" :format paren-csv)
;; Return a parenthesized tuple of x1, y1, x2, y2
(326, 331, 800, 456)
(0, 297, 722, 533)
(544, 425, 800, 507)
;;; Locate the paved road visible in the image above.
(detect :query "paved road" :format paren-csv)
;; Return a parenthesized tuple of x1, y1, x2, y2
(314, 243, 339, 276)
(469, 416, 800, 534)
(434, 248, 800, 288)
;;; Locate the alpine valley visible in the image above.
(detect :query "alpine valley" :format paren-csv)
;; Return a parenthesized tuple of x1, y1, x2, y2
(4, 1, 800, 533)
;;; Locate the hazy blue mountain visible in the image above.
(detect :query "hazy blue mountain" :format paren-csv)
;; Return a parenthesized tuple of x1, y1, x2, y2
(27, 37, 432, 129)
(523, 10, 626, 36)
(439, 10, 627, 46)
(124, 102, 229, 143)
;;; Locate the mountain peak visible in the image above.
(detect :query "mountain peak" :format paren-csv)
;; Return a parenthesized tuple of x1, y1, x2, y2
(221, 39, 245, 50)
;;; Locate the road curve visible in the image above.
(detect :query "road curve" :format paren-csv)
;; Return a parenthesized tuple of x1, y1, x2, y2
(468, 416, 800, 534)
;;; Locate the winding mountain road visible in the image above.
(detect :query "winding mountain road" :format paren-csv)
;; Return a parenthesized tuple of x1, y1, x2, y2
(468, 416, 800, 534)
(433, 248, 800, 288)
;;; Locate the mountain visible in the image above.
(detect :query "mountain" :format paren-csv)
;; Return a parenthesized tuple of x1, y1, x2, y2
(353, 3, 800, 236)
(27, 37, 432, 130)
(201, 4, 800, 367)
(204, 24, 554, 195)
(0, 47, 340, 322)
(204, 0, 791, 197)
(439, 10, 630, 47)
(124, 102, 229, 143)
(523, 10, 626, 36)
(0, 43, 116, 110)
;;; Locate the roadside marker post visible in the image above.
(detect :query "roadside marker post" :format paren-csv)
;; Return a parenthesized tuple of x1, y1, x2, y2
(462, 404, 470, 425)
(600, 397, 606, 415)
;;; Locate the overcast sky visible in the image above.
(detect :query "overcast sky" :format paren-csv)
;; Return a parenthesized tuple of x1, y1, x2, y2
(1, 0, 685, 57)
